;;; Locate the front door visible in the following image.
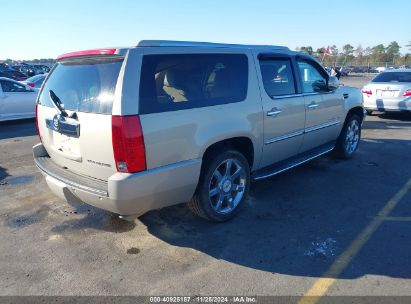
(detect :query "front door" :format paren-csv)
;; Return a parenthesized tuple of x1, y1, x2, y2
(257, 55, 306, 168)
(296, 60, 344, 152)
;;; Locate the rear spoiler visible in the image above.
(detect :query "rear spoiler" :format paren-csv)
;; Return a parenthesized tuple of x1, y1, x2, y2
(57, 48, 118, 61)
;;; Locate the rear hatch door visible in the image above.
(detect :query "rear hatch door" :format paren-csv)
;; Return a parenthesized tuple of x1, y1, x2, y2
(37, 54, 124, 181)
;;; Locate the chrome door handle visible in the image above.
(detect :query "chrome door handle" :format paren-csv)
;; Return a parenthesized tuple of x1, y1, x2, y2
(307, 102, 319, 109)
(267, 108, 282, 117)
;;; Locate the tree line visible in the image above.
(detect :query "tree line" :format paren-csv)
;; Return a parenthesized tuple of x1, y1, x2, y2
(2, 41, 411, 67)
(296, 41, 411, 67)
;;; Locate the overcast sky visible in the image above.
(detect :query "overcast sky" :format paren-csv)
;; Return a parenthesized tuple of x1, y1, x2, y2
(1, 0, 410, 59)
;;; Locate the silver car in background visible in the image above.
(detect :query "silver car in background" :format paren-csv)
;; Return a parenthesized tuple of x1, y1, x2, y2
(362, 69, 411, 114)
(21, 74, 47, 89)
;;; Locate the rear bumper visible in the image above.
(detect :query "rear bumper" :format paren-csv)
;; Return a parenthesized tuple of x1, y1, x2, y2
(33, 143, 201, 216)
(363, 96, 411, 112)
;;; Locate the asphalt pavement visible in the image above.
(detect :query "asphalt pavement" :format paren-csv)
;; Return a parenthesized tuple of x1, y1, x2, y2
(0, 77, 410, 299)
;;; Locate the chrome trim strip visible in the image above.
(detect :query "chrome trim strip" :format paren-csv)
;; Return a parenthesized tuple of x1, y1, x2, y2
(254, 146, 334, 181)
(272, 94, 303, 100)
(265, 129, 304, 144)
(304, 119, 340, 134)
(302, 92, 320, 96)
(270, 91, 335, 100)
(302, 92, 335, 96)
(265, 119, 340, 145)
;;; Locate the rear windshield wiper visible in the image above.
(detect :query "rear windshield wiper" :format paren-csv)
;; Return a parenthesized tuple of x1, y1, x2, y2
(49, 90, 68, 117)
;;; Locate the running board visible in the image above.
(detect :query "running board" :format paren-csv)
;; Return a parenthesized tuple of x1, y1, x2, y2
(252, 142, 335, 181)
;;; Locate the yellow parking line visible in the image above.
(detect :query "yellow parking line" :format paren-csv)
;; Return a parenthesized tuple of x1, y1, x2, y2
(298, 178, 411, 304)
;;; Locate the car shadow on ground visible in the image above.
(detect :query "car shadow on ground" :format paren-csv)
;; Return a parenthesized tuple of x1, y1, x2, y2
(0, 119, 36, 140)
(362, 112, 411, 133)
(377, 112, 411, 121)
(50, 198, 137, 233)
(139, 137, 411, 279)
(0, 166, 10, 183)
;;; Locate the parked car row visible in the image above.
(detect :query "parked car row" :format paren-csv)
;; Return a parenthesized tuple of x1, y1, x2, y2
(324, 65, 411, 75)
(12, 63, 51, 77)
(0, 69, 28, 81)
(0, 62, 51, 81)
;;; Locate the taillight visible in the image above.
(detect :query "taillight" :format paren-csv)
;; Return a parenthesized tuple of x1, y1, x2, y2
(35, 104, 42, 143)
(361, 89, 372, 95)
(112, 115, 146, 173)
(27, 83, 35, 88)
(403, 90, 411, 97)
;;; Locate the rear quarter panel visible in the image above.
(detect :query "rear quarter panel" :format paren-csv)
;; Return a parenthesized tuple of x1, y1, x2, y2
(126, 48, 264, 172)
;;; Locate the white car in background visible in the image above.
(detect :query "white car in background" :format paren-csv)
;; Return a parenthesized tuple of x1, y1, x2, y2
(0, 77, 39, 122)
(21, 74, 48, 89)
(362, 69, 411, 114)
(375, 67, 386, 73)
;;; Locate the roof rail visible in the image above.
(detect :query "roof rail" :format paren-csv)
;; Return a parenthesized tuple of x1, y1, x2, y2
(137, 40, 289, 50)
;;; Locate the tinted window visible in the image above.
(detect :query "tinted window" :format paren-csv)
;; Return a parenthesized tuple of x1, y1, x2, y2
(259, 59, 296, 96)
(38, 57, 123, 114)
(297, 61, 327, 93)
(1, 80, 27, 92)
(372, 72, 411, 83)
(139, 54, 248, 114)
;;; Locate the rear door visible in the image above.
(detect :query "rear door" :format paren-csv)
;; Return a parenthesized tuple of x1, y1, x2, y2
(296, 59, 344, 152)
(257, 54, 305, 168)
(137, 49, 263, 171)
(36, 55, 124, 180)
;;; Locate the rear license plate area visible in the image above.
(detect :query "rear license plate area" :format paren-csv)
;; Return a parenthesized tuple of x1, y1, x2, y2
(45, 116, 80, 138)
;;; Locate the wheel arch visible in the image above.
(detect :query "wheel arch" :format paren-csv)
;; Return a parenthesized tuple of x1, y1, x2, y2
(345, 106, 365, 124)
(200, 137, 255, 173)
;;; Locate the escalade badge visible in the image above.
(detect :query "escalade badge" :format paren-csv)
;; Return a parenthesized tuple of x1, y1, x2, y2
(53, 115, 60, 131)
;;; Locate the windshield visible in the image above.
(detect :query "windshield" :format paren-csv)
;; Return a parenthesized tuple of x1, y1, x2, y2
(38, 56, 123, 114)
(372, 72, 411, 83)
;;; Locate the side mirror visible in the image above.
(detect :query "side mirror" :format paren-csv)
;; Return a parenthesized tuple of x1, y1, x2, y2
(327, 76, 339, 91)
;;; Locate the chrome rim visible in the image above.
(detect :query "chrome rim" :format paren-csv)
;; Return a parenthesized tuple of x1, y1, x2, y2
(208, 159, 247, 214)
(345, 119, 360, 154)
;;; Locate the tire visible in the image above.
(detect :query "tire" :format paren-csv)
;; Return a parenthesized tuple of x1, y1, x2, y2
(334, 114, 362, 159)
(366, 110, 373, 116)
(188, 150, 251, 222)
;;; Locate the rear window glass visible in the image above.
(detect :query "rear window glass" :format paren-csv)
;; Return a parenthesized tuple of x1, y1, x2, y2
(25, 74, 44, 83)
(372, 72, 411, 83)
(139, 54, 248, 114)
(38, 57, 123, 114)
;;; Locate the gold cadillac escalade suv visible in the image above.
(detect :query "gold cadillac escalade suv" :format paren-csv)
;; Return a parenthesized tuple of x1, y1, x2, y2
(33, 40, 364, 222)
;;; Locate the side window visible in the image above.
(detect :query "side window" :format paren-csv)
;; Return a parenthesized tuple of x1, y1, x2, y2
(0, 80, 27, 93)
(259, 59, 296, 97)
(297, 61, 327, 93)
(139, 54, 248, 114)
